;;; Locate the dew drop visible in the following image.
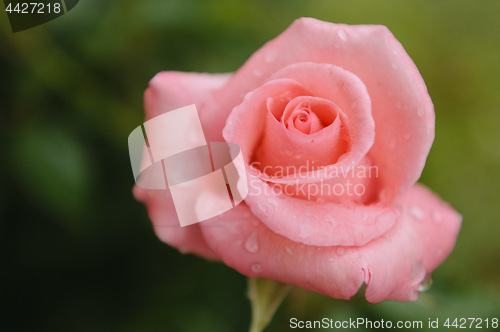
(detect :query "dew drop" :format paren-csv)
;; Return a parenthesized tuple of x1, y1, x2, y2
(408, 261, 426, 286)
(316, 197, 326, 204)
(328, 257, 335, 262)
(243, 211, 250, 219)
(376, 211, 396, 225)
(418, 278, 433, 292)
(392, 49, 398, 55)
(244, 231, 259, 253)
(285, 246, 294, 256)
(325, 214, 338, 228)
(257, 200, 268, 214)
(295, 154, 302, 159)
(405, 133, 411, 140)
(383, 234, 392, 243)
(380, 189, 390, 202)
(253, 67, 263, 76)
(409, 206, 425, 221)
(285, 150, 293, 156)
(417, 107, 425, 117)
(337, 28, 348, 41)
(427, 124, 433, 136)
(269, 198, 278, 212)
(300, 226, 315, 239)
(251, 263, 262, 273)
(391, 62, 399, 69)
(336, 247, 346, 256)
(304, 211, 318, 220)
(334, 43, 340, 48)
(265, 50, 277, 63)
(390, 138, 398, 149)
(432, 210, 443, 223)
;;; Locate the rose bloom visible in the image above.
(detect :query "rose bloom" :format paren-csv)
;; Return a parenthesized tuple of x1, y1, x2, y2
(134, 18, 461, 303)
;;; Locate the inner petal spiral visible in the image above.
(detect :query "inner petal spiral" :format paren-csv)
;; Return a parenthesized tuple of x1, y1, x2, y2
(282, 97, 341, 137)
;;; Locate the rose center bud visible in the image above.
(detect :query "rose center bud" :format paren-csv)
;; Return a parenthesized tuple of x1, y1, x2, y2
(252, 92, 350, 181)
(287, 102, 325, 135)
(282, 98, 340, 137)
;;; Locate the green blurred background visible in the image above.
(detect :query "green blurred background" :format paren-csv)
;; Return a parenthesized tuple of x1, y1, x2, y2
(1, 0, 499, 331)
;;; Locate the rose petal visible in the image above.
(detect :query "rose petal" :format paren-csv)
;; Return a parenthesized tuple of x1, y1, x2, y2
(200, 183, 462, 303)
(255, 96, 345, 178)
(262, 62, 374, 184)
(202, 18, 434, 202)
(134, 71, 230, 260)
(243, 165, 395, 246)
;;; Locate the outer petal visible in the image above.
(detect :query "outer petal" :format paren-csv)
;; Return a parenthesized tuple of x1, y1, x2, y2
(201, 18, 434, 202)
(133, 188, 220, 260)
(200, 184, 462, 302)
(134, 72, 230, 260)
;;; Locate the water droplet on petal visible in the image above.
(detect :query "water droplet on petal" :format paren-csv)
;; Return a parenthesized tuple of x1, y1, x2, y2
(304, 211, 319, 220)
(328, 257, 335, 262)
(383, 234, 392, 243)
(390, 138, 398, 149)
(418, 278, 433, 292)
(325, 214, 338, 227)
(392, 49, 398, 55)
(253, 67, 263, 76)
(243, 212, 250, 219)
(396, 101, 402, 108)
(432, 210, 443, 223)
(338, 29, 348, 41)
(316, 197, 326, 204)
(417, 107, 425, 117)
(337, 247, 346, 256)
(244, 231, 259, 253)
(285, 150, 293, 156)
(300, 226, 315, 239)
(391, 62, 399, 69)
(251, 263, 261, 273)
(408, 261, 426, 286)
(285, 246, 293, 256)
(405, 133, 411, 140)
(334, 43, 340, 48)
(269, 198, 278, 212)
(265, 50, 277, 63)
(380, 189, 393, 202)
(376, 211, 396, 225)
(409, 206, 425, 221)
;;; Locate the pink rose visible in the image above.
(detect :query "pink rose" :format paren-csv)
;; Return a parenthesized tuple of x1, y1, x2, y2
(134, 18, 461, 303)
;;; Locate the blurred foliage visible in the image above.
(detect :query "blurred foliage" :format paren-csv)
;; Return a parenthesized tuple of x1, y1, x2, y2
(1, 0, 499, 331)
